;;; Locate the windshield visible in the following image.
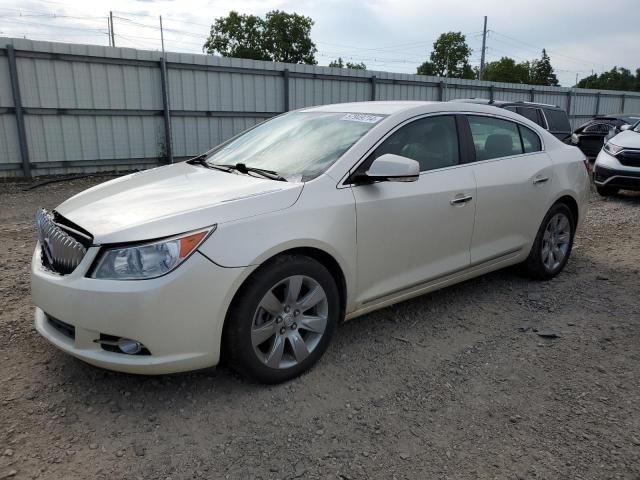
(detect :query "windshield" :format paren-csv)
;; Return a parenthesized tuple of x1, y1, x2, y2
(634, 120, 640, 133)
(203, 111, 384, 181)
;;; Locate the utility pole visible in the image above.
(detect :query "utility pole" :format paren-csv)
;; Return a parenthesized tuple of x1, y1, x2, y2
(109, 11, 115, 47)
(160, 15, 165, 55)
(479, 15, 487, 80)
(107, 17, 111, 46)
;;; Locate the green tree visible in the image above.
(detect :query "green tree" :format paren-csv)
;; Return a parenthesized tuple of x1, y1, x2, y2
(203, 10, 317, 64)
(577, 66, 637, 91)
(482, 57, 531, 84)
(203, 11, 268, 60)
(530, 49, 559, 86)
(262, 10, 317, 64)
(416, 61, 436, 76)
(329, 57, 366, 69)
(416, 32, 474, 79)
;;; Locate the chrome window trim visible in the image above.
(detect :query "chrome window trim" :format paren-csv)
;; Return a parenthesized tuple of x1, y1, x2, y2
(339, 110, 547, 188)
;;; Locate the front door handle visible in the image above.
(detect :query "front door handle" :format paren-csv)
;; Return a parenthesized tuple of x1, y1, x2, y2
(533, 176, 549, 185)
(450, 194, 473, 205)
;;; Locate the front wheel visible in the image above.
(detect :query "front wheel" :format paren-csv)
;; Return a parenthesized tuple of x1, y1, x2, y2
(223, 255, 340, 384)
(522, 203, 575, 280)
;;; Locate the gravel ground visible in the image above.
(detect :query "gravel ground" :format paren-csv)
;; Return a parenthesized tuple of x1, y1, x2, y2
(1, 176, 639, 480)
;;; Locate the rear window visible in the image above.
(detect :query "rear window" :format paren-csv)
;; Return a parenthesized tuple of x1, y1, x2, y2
(516, 107, 544, 127)
(543, 108, 571, 132)
(584, 123, 612, 134)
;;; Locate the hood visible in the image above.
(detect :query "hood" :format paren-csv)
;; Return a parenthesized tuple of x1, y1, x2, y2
(55, 162, 303, 244)
(610, 130, 640, 149)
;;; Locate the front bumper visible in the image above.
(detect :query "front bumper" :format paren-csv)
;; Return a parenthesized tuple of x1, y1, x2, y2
(593, 151, 640, 191)
(31, 244, 253, 374)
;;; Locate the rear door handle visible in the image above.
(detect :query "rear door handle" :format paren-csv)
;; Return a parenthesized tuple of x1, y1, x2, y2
(450, 194, 473, 205)
(533, 176, 549, 185)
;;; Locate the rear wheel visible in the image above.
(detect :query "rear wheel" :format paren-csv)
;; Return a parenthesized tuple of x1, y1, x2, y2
(523, 203, 575, 280)
(596, 185, 619, 197)
(224, 255, 339, 384)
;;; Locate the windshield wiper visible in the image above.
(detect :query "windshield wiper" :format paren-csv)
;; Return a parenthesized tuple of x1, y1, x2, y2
(188, 154, 236, 173)
(189, 156, 287, 181)
(213, 163, 288, 182)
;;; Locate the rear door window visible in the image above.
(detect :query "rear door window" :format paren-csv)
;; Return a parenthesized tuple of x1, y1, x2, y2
(543, 108, 571, 132)
(519, 125, 542, 153)
(467, 116, 524, 161)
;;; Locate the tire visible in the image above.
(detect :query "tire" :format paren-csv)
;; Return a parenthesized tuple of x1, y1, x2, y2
(522, 203, 576, 280)
(223, 254, 340, 384)
(596, 185, 619, 197)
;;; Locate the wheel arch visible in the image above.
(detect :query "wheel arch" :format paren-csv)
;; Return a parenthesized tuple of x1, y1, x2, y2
(553, 194, 579, 225)
(220, 246, 349, 360)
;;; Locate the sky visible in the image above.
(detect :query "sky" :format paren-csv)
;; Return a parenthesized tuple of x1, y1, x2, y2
(1, 0, 639, 86)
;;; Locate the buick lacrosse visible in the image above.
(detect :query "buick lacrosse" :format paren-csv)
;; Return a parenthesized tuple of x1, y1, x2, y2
(32, 101, 589, 383)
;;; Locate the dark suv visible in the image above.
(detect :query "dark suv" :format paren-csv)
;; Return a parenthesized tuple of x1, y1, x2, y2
(452, 99, 572, 141)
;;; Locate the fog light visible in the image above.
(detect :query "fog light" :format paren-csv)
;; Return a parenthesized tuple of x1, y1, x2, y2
(118, 338, 142, 355)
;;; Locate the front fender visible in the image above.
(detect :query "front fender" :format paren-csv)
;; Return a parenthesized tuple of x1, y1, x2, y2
(197, 177, 357, 308)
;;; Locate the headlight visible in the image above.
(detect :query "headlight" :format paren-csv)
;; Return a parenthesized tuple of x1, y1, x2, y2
(603, 142, 623, 156)
(571, 133, 579, 144)
(90, 226, 215, 280)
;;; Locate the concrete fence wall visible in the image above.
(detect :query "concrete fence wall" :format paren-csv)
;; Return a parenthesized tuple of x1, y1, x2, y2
(2, 37, 640, 178)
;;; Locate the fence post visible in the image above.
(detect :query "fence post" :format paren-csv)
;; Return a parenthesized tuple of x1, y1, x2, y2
(283, 69, 290, 111)
(438, 81, 445, 101)
(159, 56, 173, 164)
(620, 93, 626, 113)
(489, 85, 494, 102)
(529, 88, 535, 102)
(595, 92, 601, 116)
(370, 75, 377, 101)
(6, 44, 31, 178)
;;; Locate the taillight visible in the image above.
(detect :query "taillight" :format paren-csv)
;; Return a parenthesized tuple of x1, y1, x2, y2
(583, 158, 592, 174)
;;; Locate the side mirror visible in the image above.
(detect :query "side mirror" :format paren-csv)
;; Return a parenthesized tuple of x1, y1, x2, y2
(363, 154, 420, 183)
(620, 124, 631, 132)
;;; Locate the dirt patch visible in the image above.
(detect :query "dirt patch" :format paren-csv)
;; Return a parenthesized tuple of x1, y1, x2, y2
(1, 177, 639, 479)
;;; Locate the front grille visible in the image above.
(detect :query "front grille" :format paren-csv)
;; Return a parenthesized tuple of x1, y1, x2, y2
(36, 208, 88, 275)
(47, 316, 75, 340)
(617, 149, 640, 167)
(613, 177, 640, 188)
(595, 165, 640, 181)
(594, 166, 614, 182)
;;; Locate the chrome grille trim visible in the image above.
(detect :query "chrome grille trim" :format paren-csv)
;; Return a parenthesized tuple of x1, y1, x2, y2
(36, 208, 87, 275)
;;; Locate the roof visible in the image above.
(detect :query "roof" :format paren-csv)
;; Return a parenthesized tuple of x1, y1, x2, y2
(301, 101, 436, 115)
(297, 101, 546, 125)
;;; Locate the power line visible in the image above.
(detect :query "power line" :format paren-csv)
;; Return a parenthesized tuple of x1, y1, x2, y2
(1, 17, 107, 34)
(489, 30, 608, 70)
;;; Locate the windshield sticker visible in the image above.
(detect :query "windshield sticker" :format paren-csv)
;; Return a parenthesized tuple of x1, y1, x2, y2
(340, 113, 384, 124)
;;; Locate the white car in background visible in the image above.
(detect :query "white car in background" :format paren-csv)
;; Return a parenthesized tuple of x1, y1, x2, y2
(593, 121, 640, 196)
(31, 101, 590, 383)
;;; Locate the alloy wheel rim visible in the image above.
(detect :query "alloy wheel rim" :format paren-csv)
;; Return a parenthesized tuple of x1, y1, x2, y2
(541, 213, 571, 272)
(251, 275, 328, 369)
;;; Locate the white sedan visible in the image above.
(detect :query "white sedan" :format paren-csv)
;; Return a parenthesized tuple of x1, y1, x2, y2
(31, 101, 590, 383)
